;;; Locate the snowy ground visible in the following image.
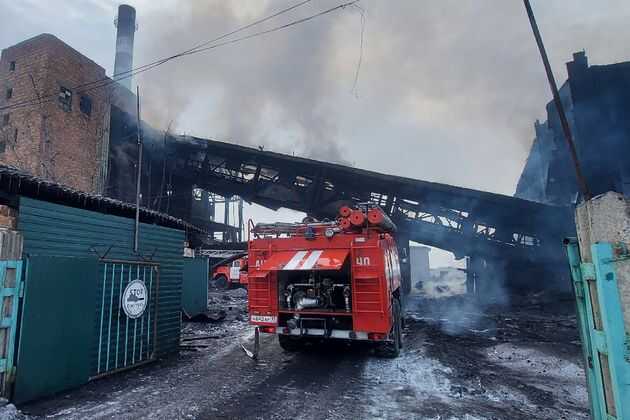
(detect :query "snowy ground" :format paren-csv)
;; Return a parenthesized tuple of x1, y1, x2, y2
(15, 290, 588, 420)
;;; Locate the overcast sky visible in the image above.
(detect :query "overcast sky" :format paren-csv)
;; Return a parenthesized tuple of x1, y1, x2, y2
(2, 0, 630, 266)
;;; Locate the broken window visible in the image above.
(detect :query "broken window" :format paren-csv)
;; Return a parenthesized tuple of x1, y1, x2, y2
(293, 175, 313, 188)
(515, 234, 536, 246)
(9, 61, 15, 72)
(259, 167, 279, 181)
(79, 95, 92, 117)
(0, 141, 5, 154)
(1, 114, 8, 127)
(58, 86, 72, 112)
(5, 88, 12, 100)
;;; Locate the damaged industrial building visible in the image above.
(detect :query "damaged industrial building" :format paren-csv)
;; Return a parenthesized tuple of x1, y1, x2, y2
(0, 31, 578, 294)
(0, 2, 629, 419)
(516, 51, 630, 205)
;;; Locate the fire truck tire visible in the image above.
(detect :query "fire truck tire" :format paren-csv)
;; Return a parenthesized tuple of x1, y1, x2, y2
(214, 275, 229, 290)
(278, 335, 306, 352)
(377, 299, 402, 358)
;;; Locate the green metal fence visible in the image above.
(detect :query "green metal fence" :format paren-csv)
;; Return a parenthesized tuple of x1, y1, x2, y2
(94, 261, 159, 378)
(13, 197, 186, 402)
(182, 258, 209, 318)
(567, 240, 630, 420)
(0, 261, 22, 397)
(14, 256, 98, 404)
(18, 197, 185, 363)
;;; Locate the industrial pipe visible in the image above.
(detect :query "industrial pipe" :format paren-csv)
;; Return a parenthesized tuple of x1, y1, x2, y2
(349, 210, 366, 227)
(339, 206, 352, 218)
(367, 208, 397, 232)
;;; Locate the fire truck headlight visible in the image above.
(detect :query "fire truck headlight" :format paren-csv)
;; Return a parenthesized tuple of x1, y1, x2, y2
(324, 228, 335, 238)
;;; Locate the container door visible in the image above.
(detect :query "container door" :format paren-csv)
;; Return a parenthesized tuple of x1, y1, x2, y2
(0, 260, 22, 398)
(93, 261, 159, 378)
(13, 256, 98, 404)
(182, 258, 209, 318)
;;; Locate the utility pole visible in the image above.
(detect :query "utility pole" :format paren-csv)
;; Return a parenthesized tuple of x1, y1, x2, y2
(134, 86, 143, 252)
(523, 0, 591, 200)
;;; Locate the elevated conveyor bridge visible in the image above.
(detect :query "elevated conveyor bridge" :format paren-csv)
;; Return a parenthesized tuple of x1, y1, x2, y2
(166, 136, 574, 293)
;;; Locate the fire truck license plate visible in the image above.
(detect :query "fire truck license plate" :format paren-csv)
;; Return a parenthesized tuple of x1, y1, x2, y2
(251, 315, 277, 323)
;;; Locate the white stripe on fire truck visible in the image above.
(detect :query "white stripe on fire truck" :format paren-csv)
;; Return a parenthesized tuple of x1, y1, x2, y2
(298, 250, 323, 270)
(284, 250, 308, 270)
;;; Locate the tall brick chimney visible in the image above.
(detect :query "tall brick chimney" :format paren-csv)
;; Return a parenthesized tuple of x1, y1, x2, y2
(114, 4, 137, 91)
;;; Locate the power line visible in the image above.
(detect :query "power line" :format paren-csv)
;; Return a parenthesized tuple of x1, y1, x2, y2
(1, 0, 313, 112)
(179, 0, 313, 59)
(1, 1, 357, 114)
(177, 1, 358, 57)
(350, 3, 365, 97)
(523, 0, 591, 199)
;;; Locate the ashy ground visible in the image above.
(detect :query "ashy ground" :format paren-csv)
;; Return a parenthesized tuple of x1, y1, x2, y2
(12, 290, 588, 420)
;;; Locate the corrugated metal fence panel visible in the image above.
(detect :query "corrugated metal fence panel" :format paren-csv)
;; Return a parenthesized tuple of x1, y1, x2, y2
(94, 261, 159, 378)
(0, 260, 22, 398)
(13, 256, 98, 404)
(137, 223, 185, 357)
(18, 197, 185, 362)
(182, 258, 209, 318)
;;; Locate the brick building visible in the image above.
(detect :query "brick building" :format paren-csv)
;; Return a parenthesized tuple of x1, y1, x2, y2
(0, 34, 235, 241)
(0, 34, 133, 193)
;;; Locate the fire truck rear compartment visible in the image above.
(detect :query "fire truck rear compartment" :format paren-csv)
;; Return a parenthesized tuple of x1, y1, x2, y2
(277, 264, 356, 336)
(278, 265, 352, 313)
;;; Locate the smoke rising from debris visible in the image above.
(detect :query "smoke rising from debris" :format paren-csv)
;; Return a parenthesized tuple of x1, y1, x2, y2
(411, 265, 508, 336)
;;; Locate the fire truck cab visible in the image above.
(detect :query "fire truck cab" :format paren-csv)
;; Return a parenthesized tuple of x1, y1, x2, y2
(213, 256, 248, 289)
(247, 205, 404, 357)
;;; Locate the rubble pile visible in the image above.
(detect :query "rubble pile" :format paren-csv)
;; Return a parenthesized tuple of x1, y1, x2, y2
(180, 287, 249, 350)
(0, 401, 29, 420)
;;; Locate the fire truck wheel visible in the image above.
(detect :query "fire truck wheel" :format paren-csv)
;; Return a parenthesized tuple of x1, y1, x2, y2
(214, 275, 229, 290)
(377, 299, 402, 358)
(278, 334, 306, 352)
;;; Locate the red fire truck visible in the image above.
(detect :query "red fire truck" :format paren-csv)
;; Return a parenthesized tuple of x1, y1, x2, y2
(212, 255, 248, 289)
(247, 204, 403, 357)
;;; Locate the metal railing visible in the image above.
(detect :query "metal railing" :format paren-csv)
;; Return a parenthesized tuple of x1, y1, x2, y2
(93, 260, 159, 378)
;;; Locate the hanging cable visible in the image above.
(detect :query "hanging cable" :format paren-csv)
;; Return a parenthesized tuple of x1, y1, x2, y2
(1, 1, 359, 113)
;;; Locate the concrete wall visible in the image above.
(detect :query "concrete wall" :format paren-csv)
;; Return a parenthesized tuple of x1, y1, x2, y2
(575, 191, 630, 417)
(576, 191, 630, 333)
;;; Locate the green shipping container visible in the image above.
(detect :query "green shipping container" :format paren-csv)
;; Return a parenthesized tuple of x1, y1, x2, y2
(182, 258, 210, 318)
(15, 197, 186, 402)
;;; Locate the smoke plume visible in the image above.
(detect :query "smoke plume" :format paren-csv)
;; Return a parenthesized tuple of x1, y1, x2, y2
(2, 1, 630, 192)
(134, 0, 356, 164)
(127, 0, 630, 193)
